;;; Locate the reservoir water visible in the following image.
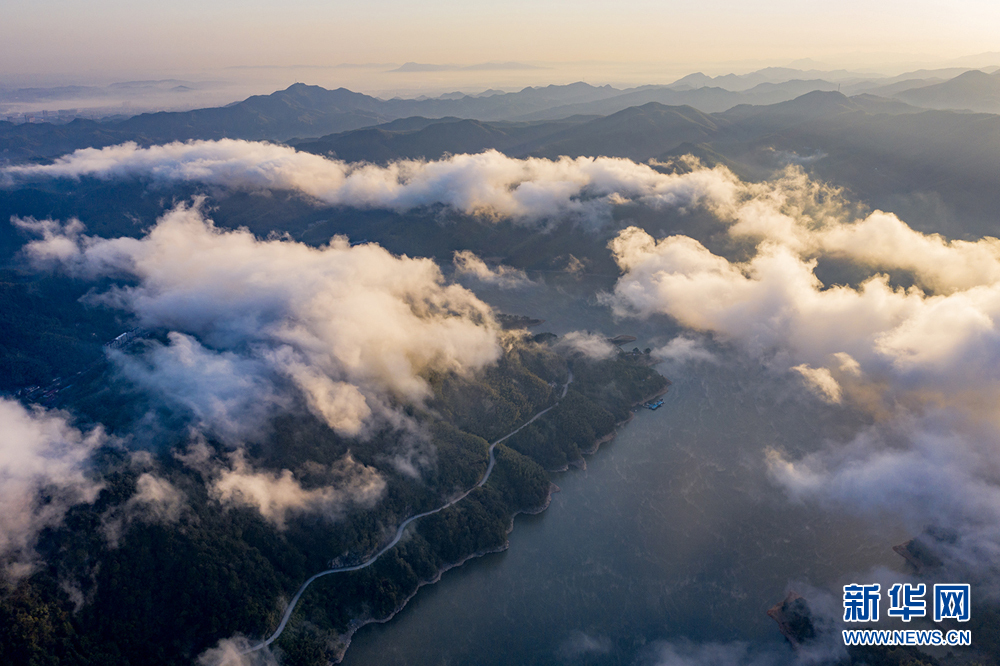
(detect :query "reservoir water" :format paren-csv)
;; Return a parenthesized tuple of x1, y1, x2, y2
(339, 280, 908, 666)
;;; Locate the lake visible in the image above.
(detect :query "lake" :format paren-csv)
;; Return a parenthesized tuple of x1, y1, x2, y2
(340, 278, 908, 666)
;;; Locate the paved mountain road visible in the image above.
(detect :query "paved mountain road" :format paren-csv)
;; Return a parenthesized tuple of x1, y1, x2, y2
(243, 372, 573, 653)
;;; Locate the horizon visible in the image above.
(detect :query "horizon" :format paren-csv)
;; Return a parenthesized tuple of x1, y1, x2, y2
(6, 0, 1000, 106)
(5, 0, 1000, 77)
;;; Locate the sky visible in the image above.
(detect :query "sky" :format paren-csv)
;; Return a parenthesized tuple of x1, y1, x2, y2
(3, 0, 1000, 90)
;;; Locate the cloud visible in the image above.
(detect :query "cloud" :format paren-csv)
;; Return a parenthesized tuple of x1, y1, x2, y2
(101, 472, 186, 546)
(11, 217, 87, 265)
(766, 417, 1000, 595)
(654, 336, 717, 365)
(556, 631, 612, 660)
(130, 473, 185, 518)
(769, 148, 828, 166)
(452, 250, 533, 288)
(196, 636, 279, 666)
(557, 331, 617, 360)
(565, 254, 587, 275)
(603, 166, 1000, 588)
(732, 207, 1000, 296)
(211, 451, 386, 529)
(3, 141, 756, 227)
(813, 211, 1000, 294)
(20, 201, 502, 440)
(114, 332, 291, 441)
(606, 225, 1000, 395)
(0, 398, 104, 580)
(791, 364, 842, 404)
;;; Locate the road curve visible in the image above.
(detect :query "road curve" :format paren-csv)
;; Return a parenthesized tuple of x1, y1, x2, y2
(242, 371, 573, 653)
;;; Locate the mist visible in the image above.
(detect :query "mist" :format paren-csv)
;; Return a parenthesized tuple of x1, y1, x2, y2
(0, 398, 105, 581)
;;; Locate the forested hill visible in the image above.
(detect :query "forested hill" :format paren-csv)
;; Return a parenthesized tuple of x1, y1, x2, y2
(0, 316, 667, 665)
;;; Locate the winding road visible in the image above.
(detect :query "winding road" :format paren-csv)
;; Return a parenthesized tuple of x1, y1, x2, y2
(243, 372, 573, 653)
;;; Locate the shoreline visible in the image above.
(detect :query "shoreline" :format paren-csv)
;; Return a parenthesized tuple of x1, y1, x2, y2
(549, 383, 670, 472)
(329, 481, 561, 663)
(329, 384, 669, 662)
(244, 373, 577, 656)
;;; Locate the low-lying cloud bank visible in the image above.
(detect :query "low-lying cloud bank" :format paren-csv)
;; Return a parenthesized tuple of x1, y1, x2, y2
(605, 168, 1000, 588)
(452, 250, 533, 289)
(100, 471, 186, 547)
(197, 635, 278, 666)
(0, 398, 104, 581)
(12, 201, 509, 533)
(18, 201, 501, 441)
(211, 451, 386, 530)
(556, 331, 618, 360)
(3, 140, 748, 226)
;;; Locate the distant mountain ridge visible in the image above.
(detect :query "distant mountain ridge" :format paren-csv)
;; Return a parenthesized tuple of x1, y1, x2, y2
(0, 82, 625, 159)
(6, 82, 1000, 277)
(2, 66, 1000, 163)
(290, 90, 930, 164)
(289, 89, 1000, 238)
(894, 69, 1000, 112)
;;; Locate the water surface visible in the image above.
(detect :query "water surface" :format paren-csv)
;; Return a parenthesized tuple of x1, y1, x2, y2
(340, 281, 907, 665)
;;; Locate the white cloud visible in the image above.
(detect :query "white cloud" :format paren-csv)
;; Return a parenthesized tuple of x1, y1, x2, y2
(11, 217, 87, 265)
(654, 336, 716, 365)
(791, 364, 842, 404)
(130, 473, 185, 517)
(0, 398, 104, 580)
(603, 166, 1000, 586)
(22, 142, 992, 297)
(557, 331, 617, 360)
(18, 143, 1000, 587)
(452, 250, 533, 289)
(196, 636, 279, 666)
(815, 211, 1000, 294)
(831, 352, 861, 376)
(101, 472, 186, 546)
(115, 332, 291, 441)
(607, 226, 1000, 392)
(21, 202, 502, 439)
(2, 141, 753, 227)
(211, 451, 386, 529)
(766, 415, 1000, 587)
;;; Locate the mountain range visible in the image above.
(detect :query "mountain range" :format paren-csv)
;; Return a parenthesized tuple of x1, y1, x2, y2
(4, 64, 1000, 162)
(5, 70, 1000, 240)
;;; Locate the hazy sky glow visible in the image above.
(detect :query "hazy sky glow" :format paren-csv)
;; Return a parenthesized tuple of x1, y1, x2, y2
(4, 0, 1000, 87)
